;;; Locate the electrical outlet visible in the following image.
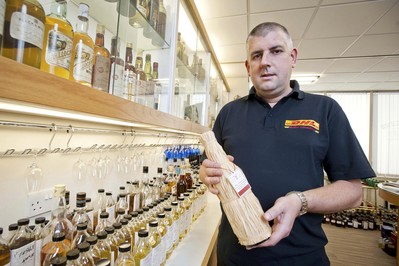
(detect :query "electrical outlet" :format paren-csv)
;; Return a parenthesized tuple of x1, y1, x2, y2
(27, 188, 53, 217)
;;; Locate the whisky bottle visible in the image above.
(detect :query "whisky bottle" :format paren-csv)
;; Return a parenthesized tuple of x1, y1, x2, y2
(163, 207, 174, 259)
(2, 0, 45, 68)
(144, 54, 152, 81)
(87, 236, 101, 264)
(120, 219, 132, 249)
(105, 226, 119, 262)
(133, 229, 152, 266)
(41, 232, 70, 266)
(71, 223, 90, 250)
(95, 212, 112, 235)
(134, 52, 147, 104)
(6, 223, 18, 244)
(148, 220, 161, 266)
(177, 196, 186, 241)
(95, 231, 111, 262)
(109, 36, 125, 98)
(0, 0, 5, 54)
(105, 192, 116, 224)
(9, 218, 35, 266)
(112, 223, 126, 247)
(40, 0, 73, 79)
(33, 217, 47, 266)
(69, 3, 94, 86)
(72, 199, 93, 235)
(124, 42, 136, 102)
(115, 194, 129, 217)
(143, 0, 158, 38)
(0, 227, 10, 266)
(77, 242, 94, 266)
(129, 181, 142, 212)
(129, 0, 147, 28)
(92, 24, 110, 93)
(141, 166, 152, 207)
(115, 243, 134, 266)
(152, 0, 166, 47)
(156, 213, 167, 265)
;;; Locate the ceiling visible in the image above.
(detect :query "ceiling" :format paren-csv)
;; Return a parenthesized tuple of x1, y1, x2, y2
(193, 0, 399, 97)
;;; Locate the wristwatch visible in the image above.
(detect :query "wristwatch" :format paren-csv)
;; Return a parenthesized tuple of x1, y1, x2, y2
(286, 191, 308, 216)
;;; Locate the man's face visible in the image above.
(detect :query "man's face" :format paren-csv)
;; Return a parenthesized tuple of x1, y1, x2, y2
(245, 30, 297, 98)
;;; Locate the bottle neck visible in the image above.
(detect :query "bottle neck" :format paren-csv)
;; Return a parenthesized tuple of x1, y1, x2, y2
(76, 16, 89, 34)
(52, 1, 67, 17)
(125, 48, 133, 64)
(95, 33, 105, 47)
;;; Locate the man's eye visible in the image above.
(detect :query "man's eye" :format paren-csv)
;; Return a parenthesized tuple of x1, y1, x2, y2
(252, 54, 261, 59)
(272, 50, 283, 54)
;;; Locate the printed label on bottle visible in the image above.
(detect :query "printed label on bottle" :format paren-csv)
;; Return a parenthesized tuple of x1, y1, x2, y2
(0, 0, 5, 35)
(34, 238, 43, 266)
(106, 206, 115, 223)
(73, 42, 93, 83)
(10, 241, 35, 266)
(45, 30, 72, 70)
(110, 251, 114, 266)
(226, 167, 251, 197)
(92, 55, 110, 92)
(110, 63, 125, 98)
(140, 251, 152, 266)
(165, 226, 172, 251)
(171, 222, 178, 244)
(87, 210, 94, 226)
(10, 12, 44, 49)
(151, 243, 162, 265)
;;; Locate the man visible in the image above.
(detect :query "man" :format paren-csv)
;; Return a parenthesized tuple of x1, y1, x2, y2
(199, 22, 375, 265)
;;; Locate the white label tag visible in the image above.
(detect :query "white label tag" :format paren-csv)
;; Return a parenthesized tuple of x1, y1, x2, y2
(226, 167, 251, 197)
(10, 241, 35, 266)
(10, 12, 44, 49)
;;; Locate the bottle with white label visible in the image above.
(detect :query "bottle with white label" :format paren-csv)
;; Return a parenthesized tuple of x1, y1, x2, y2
(32, 217, 46, 266)
(40, 0, 73, 79)
(109, 36, 125, 98)
(0, 227, 10, 266)
(9, 218, 35, 266)
(69, 3, 93, 86)
(0, 0, 5, 54)
(2, 0, 45, 68)
(133, 229, 152, 266)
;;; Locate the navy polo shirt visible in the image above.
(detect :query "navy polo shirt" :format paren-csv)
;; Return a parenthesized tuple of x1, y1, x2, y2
(212, 80, 375, 265)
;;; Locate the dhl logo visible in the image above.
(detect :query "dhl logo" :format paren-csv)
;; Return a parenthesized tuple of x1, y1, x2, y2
(284, 119, 320, 133)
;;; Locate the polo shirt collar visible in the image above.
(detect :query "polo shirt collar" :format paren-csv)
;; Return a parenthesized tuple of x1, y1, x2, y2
(247, 80, 305, 101)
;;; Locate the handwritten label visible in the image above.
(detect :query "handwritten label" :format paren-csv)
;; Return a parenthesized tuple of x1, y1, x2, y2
(10, 241, 35, 266)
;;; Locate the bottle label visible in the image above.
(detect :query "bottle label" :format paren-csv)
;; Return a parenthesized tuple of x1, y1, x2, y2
(106, 206, 115, 223)
(10, 12, 44, 49)
(109, 63, 125, 98)
(171, 221, 178, 245)
(151, 243, 162, 265)
(226, 167, 251, 197)
(73, 42, 93, 83)
(87, 210, 94, 226)
(165, 226, 173, 251)
(45, 30, 72, 70)
(92, 55, 111, 92)
(34, 239, 43, 266)
(0, 0, 5, 36)
(10, 241, 35, 266)
(110, 251, 115, 266)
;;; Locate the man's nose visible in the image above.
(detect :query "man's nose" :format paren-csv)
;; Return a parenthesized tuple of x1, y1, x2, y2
(260, 52, 271, 67)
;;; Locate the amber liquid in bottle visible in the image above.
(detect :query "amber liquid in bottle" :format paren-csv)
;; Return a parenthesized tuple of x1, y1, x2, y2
(2, 0, 46, 68)
(40, 0, 73, 79)
(92, 24, 110, 93)
(0, 227, 10, 265)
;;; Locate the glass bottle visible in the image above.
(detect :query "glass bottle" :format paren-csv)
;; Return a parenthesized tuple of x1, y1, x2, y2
(105, 192, 116, 224)
(120, 219, 132, 248)
(87, 236, 101, 264)
(2, 0, 45, 68)
(6, 223, 18, 244)
(0, 227, 10, 265)
(163, 207, 174, 259)
(9, 218, 35, 266)
(143, 0, 158, 38)
(143, 54, 152, 81)
(0, 0, 5, 53)
(116, 194, 129, 217)
(183, 192, 193, 233)
(115, 243, 134, 266)
(50, 256, 67, 266)
(77, 242, 94, 266)
(41, 232, 70, 266)
(134, 52, 146, 105)
(152, 0, 166, 47)
(71, 223, 90, 250)
(148, 220, 161, 266)
(112, 223, 125, 247)
(129, 181, 142, 213)
(141, 166, 152, 207)
(33, 216, 47, 266)
(72, 199, 93, 235)
(176, 171, 187, 198)
(156, 213, 167, 265)
(92, 24, 110, 93)
(86, 198, 94, 228)
(104, 227, 118, 263)
(95, 212, 112, 235)
(109, 36, 125, 99)
(176, 196, 186, 241)
(95, 231, 111, 262)
(65, 191, 74, 222)
(69, 3, 93, 86)
(129, 0, 147, 28)
(133, 229, 151, 266)
(124, 42, 136, 102)
(66, 248, 80, 266)
(40, 0, 73, 79)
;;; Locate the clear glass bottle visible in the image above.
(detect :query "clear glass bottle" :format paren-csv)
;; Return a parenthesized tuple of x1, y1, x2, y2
(104, 227, 118, 263)
(141, 166, 152, 207)
(95, 212, 112, 235)
(77, 242, 94, 266)
(152, 0, 166, 47)
(65, 190, 74, 222)
(0, 0, 5, 54)
(92, 24, 110, 93)
(120, 219, 132, 248)
(9, 218, 35, 266)
(87, 235, 101, 264)
(50, 256, 67, 266)
(2, 0, 46, 68)
(163, 207, 174, 259)
(6, 223, 18, 244)
(129, 181, 142, 213)
(156, 213, 167, 265)
(148, 220, 161, 266)
(112, 223, 125, 247)
(41, 232, 70, 266)
(86, 198, 94, 229)
(115, 243, 134, 266)
(95, 231, 111, 262)
(66, 248, 80, 266)
(133, 229, 151, 266)
(71, 223, 90, 250)
(134, 52, 147, 105)
(72, 200, 93, 235)
(124, 42, 136, 102)
(116, 194, 129, 218)
(40, 0, 73, 79)
(105, 192, 116, 224)
(143, 54, 152, 81)
(33, 216, 47, 266)
(69, 3, 93, 86)
(0, 227, 10, 266)
(109, 36, 125, 98)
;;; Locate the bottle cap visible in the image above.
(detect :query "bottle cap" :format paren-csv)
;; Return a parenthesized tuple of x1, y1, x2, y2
(112, 222, 122, 230)
(157, 213, 165, 218)
(77, 242, 90, 252)
(79, 3, 90, 19)
(130, 211, 138, 218)
(123, 214, 132, 221)
(9, 223, 18, 231)
(143, 207, 149, 212)
(35, 217, 45, 224)
(77, 223, 88, 231)
(54, 184, 66, 197)
(106, 192, 112, 196)
(164, 207, 171, 212)
(50, 256, 67, 266)
(119, 193, 126, 198)
(76, 199, 86, 208)
(171, 201, 178, 206)
(67, 248, 80, 260)
(96, 24, 105, 35)
(138, 229, 149, 237)
(137, 209, 143, 214)
(17, 218, 29, 226)
(100, 212, 109, 219)
(105, 226, 115, 234)
(97, 231, 107, 240)
(120, 219, 128, 225)
(119, 186, 125, 190)
(119, 243, 131, 252)
(143, 166, 149, 173)
(52, 232, 66, 242)
(149, 220, 158, 227)
(76, 192, 86, 200)
(117, 208, 125, 215)
(87, 235, 98, 245)
(86, 197, 92, 203)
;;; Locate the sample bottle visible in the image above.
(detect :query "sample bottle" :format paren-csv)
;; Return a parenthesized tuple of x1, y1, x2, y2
(104, 227, 118, 263)
(109, 36, 125, 98)
(143, 54, 152, 81)
(41, 232, 70, 266)
(0, 227, 10, 265)
(66, 248, 80, 266)
(71, 223, 90, 250)
(92, 24, 110, 93)
(77, 242, 94, 266)
(0, 0, 5, 53)
(87, 235, 101, 264)
(40, 0, 73, 79)
(72, 199, 93, 235)
(129, 181, 142, 213)
(141, 166, 152, 207)
(95, 212, 112, 235)
(33, 216, 47, 266)
(124, 42, 136, 102)
(2, 0, 45, 68)
(119, 219, 132, 248)
(112, 223, 126, 247)
(69, 3, 93, 86)
(156, 213, 167, 265)
(163, 206, 175, 259)
(134, 51, 146, 104)
(115, 243, 134, 266)
(115, 194, 129, 217)
(133, 229, 152, 266)
(105, 192, 116, 224)
(148, 220, 161, 266)
(9, 218, 35, 266)
(95, 231, 111, 262)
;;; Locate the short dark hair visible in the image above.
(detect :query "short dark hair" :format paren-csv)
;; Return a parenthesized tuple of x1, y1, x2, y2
(246, 22, 293, 50)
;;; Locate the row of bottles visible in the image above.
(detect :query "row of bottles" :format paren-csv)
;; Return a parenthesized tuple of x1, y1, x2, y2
(0, 1, 165, 109)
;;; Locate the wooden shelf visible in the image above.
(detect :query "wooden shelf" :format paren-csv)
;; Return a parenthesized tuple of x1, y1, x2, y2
(0, 57, 210, 134)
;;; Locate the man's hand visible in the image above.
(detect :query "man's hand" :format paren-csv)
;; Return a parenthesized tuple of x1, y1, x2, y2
(246, 193, 302, 249)
(199, 156, 234, 195)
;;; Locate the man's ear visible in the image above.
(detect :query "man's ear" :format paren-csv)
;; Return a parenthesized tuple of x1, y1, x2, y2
(245, 60, 250, 76)
(291, 48, 298, 68)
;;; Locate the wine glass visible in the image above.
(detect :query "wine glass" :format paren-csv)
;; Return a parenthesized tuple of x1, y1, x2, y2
(72, 151, 87, 183)
(25, 155, 43, 192)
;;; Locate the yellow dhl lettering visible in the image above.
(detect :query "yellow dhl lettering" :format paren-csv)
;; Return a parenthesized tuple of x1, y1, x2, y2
(285, 120, 320, 131)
